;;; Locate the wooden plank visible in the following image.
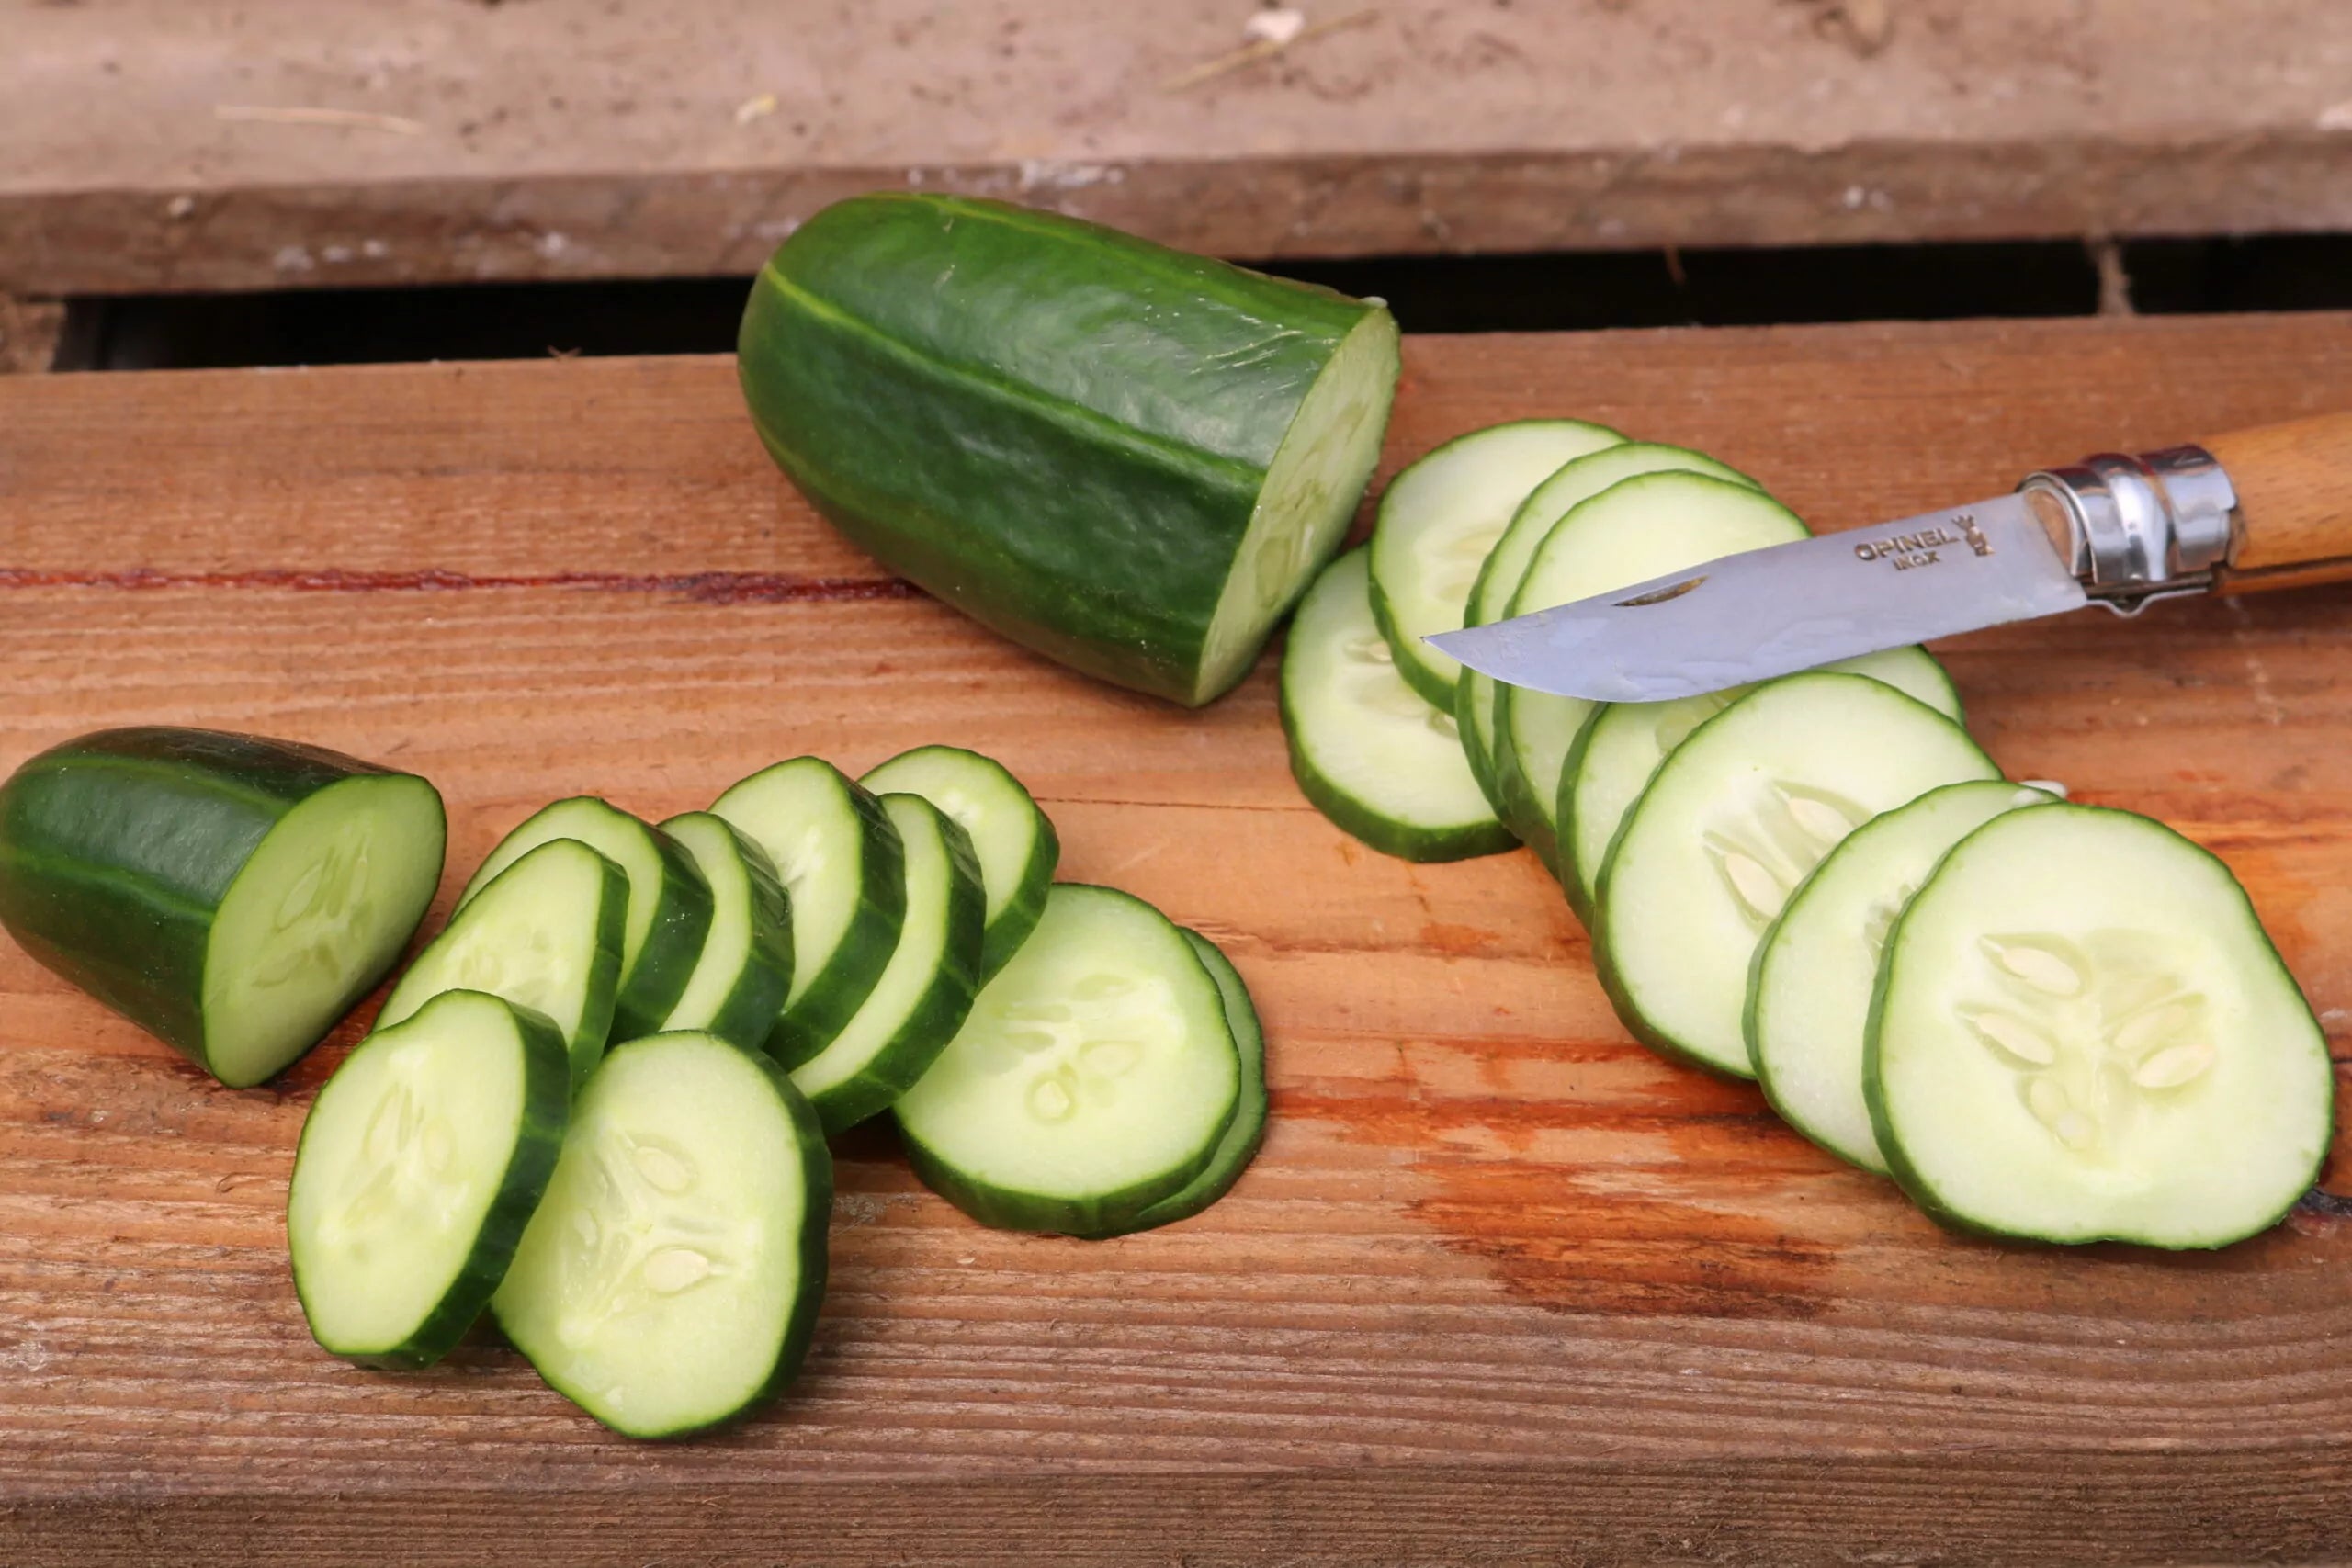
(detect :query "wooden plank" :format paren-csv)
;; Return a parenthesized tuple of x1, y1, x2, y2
(2, 315, 2352, 1565)
(0, 296, 63, 374)
(5, 0, 2351, 296)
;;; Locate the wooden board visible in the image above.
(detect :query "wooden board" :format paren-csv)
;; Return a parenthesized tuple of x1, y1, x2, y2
(4, 314, 2352, 1566)
(6, 0, 2352, 296)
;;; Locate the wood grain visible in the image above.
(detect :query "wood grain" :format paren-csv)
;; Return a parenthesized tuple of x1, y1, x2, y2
(6, 0, 2352, 295)
(2212, 411, 2352, 586)
(5, 316, 2352, 1565)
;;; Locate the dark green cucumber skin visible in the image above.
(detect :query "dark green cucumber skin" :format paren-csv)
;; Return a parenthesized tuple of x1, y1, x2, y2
(292, 991, 571, 1370)
(1862, 805, 2333, 1250)
(858, 745, 1059, 984)
(1278, 654, 1518, 865)
(498, 1032, 834, 1439)
(799, 799, 986, 1136)
(1453, 675, 1512, 820)
(1365, 574, 1457, 712)
(760, 771, 909, 1071)
(1081, 930, 1269, 1239)
(0, 727, 445, 1084)
(609, 818, 716, 1041)
(738, 192, 1397, 705)
(1552, 703, 1616, 928)
(658, 813, 796, 1054)
(1489, 682, 1567, 876)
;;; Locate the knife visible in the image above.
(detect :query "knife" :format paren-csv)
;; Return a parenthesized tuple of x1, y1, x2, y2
(1427, 412, 2352, 703)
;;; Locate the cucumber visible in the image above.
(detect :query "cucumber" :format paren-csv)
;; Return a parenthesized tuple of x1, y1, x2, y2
(788, 794, 985, 1134)
(654, 812, 796, 1054)
(1367, 420, 1623, 709)
(1747, 781, 2055, 1172)
(1461, 444, 1761, 830)
(1084, 929, 1269, 1238)
(740, 193, 1400, 706)
(1499, 473, 1809, 872)
(859, 745, 1057, 983)
(288, 989, 569, 1368)
(896, 884, 1241, 1235)
(492, 1030, 832, 1438)
(1595, 672, 2001, 1077)
(0, 728, 446, 1088)
(711, 759, 907, 1068)
(379, 838, 627, 1091)
(1869, 804, 2333, 1247)
(1282, 548, 1515, 863)
(456, 798, 712, 1043)
(1556, 645, 1962, 924)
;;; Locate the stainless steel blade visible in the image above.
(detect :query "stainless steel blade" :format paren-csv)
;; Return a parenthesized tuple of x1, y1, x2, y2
(1426, 492, 2086, 702)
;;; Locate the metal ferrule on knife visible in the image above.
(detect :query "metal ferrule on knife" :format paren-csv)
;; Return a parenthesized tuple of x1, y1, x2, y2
(2018, 446, 2240, 615)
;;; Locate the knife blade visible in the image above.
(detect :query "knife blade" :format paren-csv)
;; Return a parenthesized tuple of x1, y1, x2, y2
(1427, 491, 2089, 704)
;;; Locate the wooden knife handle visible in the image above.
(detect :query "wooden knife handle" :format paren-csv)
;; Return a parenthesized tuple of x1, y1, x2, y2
(2208, 411, 2352, 592)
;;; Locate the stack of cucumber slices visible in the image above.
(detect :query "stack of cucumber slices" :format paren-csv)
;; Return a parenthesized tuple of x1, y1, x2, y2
(1286, 423, 2333, 1251)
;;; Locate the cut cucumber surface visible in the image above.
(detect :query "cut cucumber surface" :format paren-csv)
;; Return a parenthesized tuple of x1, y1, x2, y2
(492, 1030, 832, 1438)
(788, 794, 985, 1134)
(0, 728, 446, 1088)
(379, 838, 628, 1091)
(1367, 420, 1623, 708)
(711, 758, 907, 1067)
(288, 989, 570, 1368)
(1747, 780, 2054, 1172)
(654, 812, 796, 1054)
(860, 745, 1057, 983)
(457, 798, 712, 1043)
(1085, 929, 1269, 1238)
(1869, 804, 2333, 1248)
(1283, 548, 1514, 862)
(1500, 473, 1809, 872)
(1461, 444, 1759, 829)
(896, 884, 1241, 1235)
(1596, 672, 2000, 1077)
(1557, 645, 1961, 923)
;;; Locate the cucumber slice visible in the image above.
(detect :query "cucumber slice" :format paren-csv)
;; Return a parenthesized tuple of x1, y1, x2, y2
(1869, 804, 2333, 1248)
(1463, 445, 1761, 839)
(1747, 781, 2055, 1172)
(1500, 473, 1809, 871)
(741, 193, 1400, 706)
(1557, 645, 1962, 924)
(0, 728, 446, 1088)
(288, 989, 569, 1367)
(1084, 929, 1269, 1238)
(379, 838, 628, 1091)
(456, 798, 713, 1042)
(654, 812, 795, 1054)
(492, 1030, 832, 1438)
(1595, 672, 2000, 1077)
(1281, 548, 1515, 863)
(859, 745, 1057, 983)
(789, 794, 985, 1134)
(1367, 420, 1624, 709)
(711, 759, 907, 1067)
(896, 884, 1241, 1235)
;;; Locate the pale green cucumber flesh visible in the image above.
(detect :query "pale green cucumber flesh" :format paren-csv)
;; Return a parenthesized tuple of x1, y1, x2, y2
(1083, 929, 1269, 1238)
(1282, 548, 1514, 863)
(1746, 781, 2054, 1172)
(860, 744, 1057, 983)
(711, 758, 907, 1067)
(455, 796, 712, 1040)
(1868, 804, 2332, 1248)
(380, 838, 628, 1092)
(1368, 420, 1624, 708)
(1500, 471, 1804, 871)
(896, 884, 1241, 1235)
(288, 988, 570, 1367)
(1595, 672, 2000, 1078)
(655, 812, 796, 1054)
(492, 1030, 832, 1438)
(787, 794, 985, 1134)
(1559, 644, 1962, 923)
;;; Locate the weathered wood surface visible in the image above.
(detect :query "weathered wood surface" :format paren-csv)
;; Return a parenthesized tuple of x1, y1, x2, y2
(4, 315, 2352, 1566)
(6, 0, 2352, 296)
